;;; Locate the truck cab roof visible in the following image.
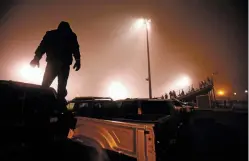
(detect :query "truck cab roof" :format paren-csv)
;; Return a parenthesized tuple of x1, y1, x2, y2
(116, 98, 164, 101)
(0, 80, 64, 124)
(115, 99, 175, 116)
(67, 97, 176, 121)
(0, 80, 57, 97)
(71, 96, 113, 102)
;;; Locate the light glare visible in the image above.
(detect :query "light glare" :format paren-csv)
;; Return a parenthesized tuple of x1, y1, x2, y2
(132, 18, 151, 30)
(134, 18, 145, 29)
(108, 81, 128, 100)
(175, 76, 191, 88)
(217, 90, 225, 96)
(20, 65, 43, 84)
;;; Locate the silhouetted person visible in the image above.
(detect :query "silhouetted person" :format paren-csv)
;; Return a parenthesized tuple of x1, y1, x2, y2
(173, 90, 176, 98)
(199, 82, 202, 89)
(30, 21, 81, 101)
(181, 90, 185, 96)
(201, 81, 204, 88)
(169, 91, 172, 99)
(200, 81, 205, 88)
(189, 84, 194, 92)
(207, 77, 211, 85)
(203, 80, 207, 87)
(165, 93, 168, 99)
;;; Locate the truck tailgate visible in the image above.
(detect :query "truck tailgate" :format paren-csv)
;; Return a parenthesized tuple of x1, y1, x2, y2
(70, 117, 156, 161)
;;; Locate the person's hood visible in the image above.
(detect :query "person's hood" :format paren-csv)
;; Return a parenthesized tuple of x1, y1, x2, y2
(57, 21, 73, 33)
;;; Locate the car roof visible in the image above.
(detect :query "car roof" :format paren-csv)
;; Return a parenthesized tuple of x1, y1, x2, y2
(71, 96, 113, 102)
(116, 98, 173, 103)
(0, 80, 57, 96)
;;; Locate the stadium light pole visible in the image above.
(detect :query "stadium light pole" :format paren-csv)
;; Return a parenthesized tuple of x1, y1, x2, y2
(134, 18, 152, 98)
(136, 18, 152, 98)
(145, 19, 152, 99)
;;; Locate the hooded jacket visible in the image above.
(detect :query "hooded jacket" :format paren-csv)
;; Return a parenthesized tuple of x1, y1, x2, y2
(34, 21, 80, 65)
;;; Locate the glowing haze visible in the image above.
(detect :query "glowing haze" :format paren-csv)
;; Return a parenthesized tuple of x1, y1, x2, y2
(0, 0, 247, 100)
(108, 81, 128, 100)
(20, 65, 43, 83)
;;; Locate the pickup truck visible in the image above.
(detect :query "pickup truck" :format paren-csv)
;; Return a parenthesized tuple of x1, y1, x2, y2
(0, 80, 76, 147)
(67, 98, 183, 161)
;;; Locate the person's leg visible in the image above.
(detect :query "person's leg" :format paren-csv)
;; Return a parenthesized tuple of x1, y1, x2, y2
(42, 63, 58, 88)
(57, 65, 70, 99)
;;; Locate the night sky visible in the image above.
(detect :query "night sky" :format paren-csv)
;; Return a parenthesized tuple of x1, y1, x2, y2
(0, 0, 248, 99)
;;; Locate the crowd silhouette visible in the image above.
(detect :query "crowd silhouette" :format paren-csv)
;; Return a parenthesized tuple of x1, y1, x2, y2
(161, 77, 214, 99)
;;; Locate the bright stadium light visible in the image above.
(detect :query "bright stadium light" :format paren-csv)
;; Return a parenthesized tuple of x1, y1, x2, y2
(132, 18, 153, 98)
(133, 18, 151, 30)
(108, 81, 128, 100)
(20, 65, 43, 84)
(175, 76, 191, 88)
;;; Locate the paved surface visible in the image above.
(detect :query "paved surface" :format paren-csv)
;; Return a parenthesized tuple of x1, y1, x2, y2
(169, 110, 248, 161)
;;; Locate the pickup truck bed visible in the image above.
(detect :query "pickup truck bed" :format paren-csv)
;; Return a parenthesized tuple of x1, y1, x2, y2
(67, 97, 182, 161)
(70, 116, 156, 161)
(70, 113, 180, 161)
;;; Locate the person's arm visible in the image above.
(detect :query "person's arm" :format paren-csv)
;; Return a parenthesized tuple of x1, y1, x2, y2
(34, 32, 49, 61)
(72, 33, 81, 61)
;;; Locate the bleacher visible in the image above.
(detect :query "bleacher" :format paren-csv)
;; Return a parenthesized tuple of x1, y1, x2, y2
(164, 80, 214, 102)
(177, 85, 213, 102)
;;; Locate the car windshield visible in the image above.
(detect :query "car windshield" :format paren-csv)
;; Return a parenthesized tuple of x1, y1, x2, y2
(118, 101, 138, 115)
(70, 100, 121, 118)
(141, 101, 173, 115)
